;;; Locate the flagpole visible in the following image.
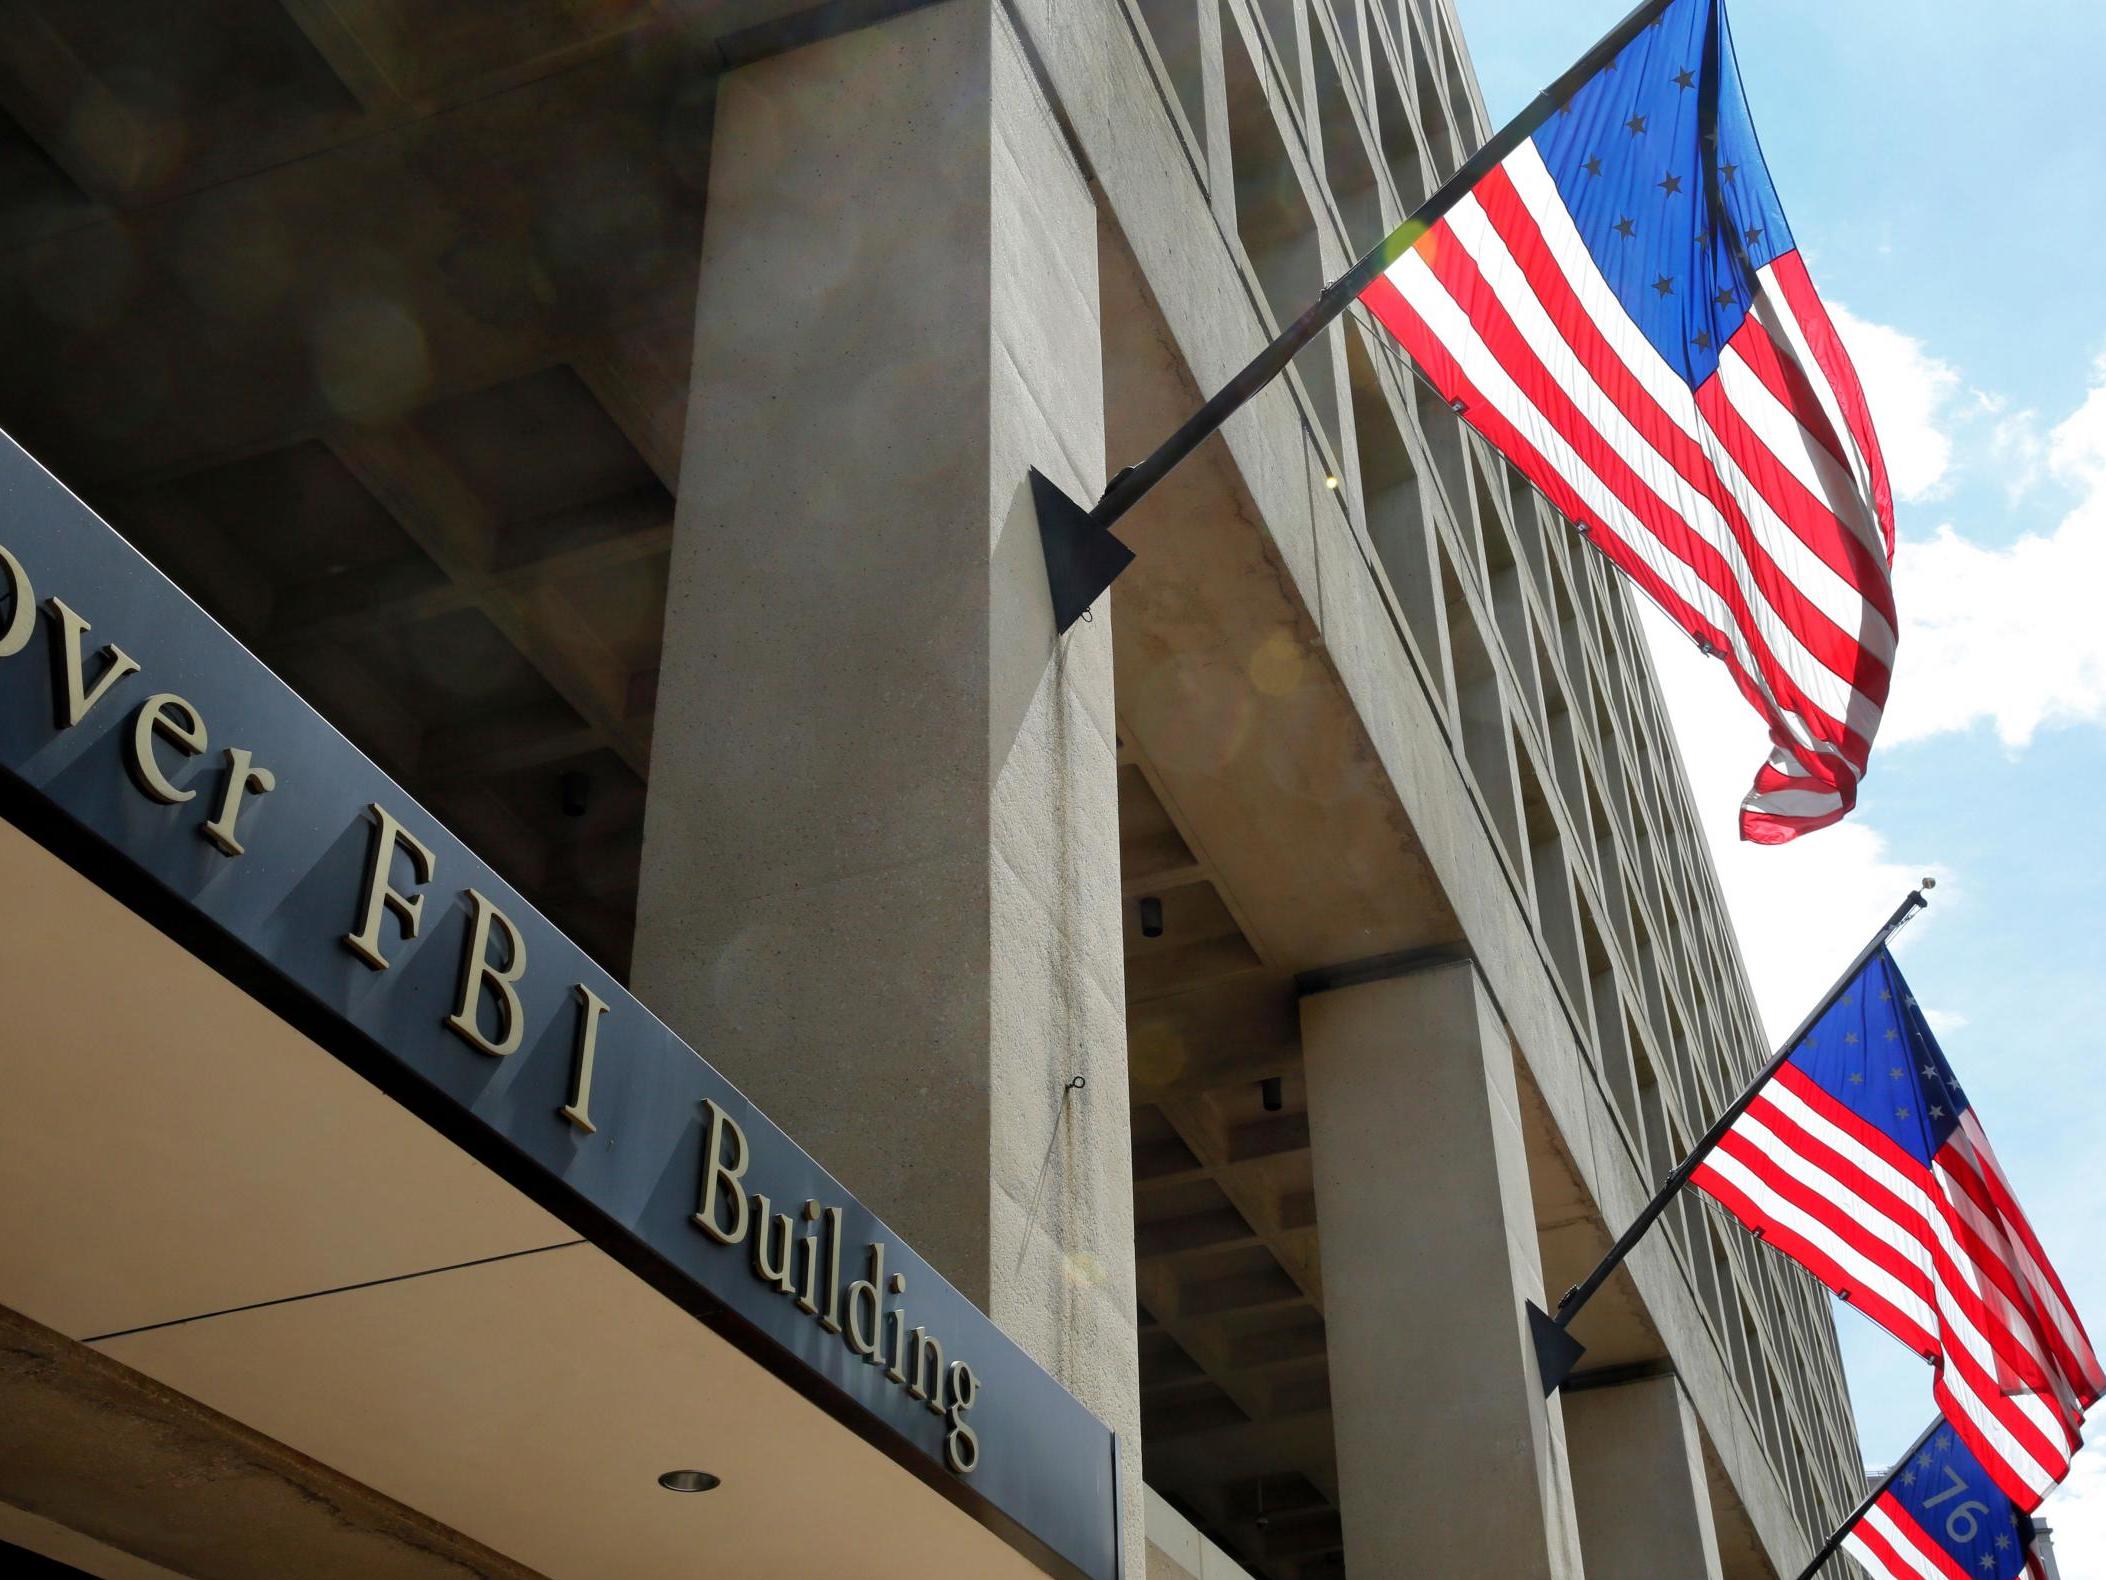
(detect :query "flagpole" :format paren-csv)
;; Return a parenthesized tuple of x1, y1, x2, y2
(1031, 0, 1678, 630)
(1788, 1416, 1943, 1580)
(1528, 882, 1932, 1393)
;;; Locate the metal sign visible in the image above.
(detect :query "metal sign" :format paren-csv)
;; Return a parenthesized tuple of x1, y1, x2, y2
(0, 432, 1120, 1580)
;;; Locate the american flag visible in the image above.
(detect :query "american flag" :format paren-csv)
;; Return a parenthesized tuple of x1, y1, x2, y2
(1842, 1421, 2047, 1580)
(1358, 0, 1893, 842)
(1687, 950, 2102, 1510)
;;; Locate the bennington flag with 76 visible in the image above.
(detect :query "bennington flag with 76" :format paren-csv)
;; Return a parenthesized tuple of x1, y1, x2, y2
(1843, 1422, 2048, 1580)
(1359, 0, 1894, 842)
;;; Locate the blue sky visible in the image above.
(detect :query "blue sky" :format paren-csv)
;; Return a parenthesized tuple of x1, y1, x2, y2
(1452, 0, 2106, 1568)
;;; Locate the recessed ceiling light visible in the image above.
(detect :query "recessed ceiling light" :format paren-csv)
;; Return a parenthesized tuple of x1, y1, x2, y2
(657, 1470, 721, 1493)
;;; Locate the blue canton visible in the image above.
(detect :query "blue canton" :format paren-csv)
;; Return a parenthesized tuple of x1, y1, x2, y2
(1886, 1425, 2036, 1580)
(1530, 0, 1793, 387)
(1783, 950, 1967, 1165)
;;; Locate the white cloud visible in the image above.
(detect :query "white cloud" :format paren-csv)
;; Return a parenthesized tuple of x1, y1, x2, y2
(2040, 1423, 2106, 1577)
(1807, 308, 2106, 742)
(1884, 512, 2106, 747)
(1831, 303, 1962, 503)
(1816, 309, 2106, 749)
(2049, 365, 2106, 484)
(1635, 600, 1940, 1042)
(1987, 396, 2050, 503)
(1881, 355, 2106, 748)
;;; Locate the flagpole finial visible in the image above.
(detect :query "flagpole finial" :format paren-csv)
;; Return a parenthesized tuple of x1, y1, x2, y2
(1030, 467, 1134, 634)
(1920, 875, 1937, 892)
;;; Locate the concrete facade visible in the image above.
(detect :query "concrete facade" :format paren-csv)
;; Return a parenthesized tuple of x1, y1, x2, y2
(0, 0, 1868, 1577)
(630, 5, 1141, 1561)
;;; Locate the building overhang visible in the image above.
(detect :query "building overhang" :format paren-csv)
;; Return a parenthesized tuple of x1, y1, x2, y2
(0, 429, 1119, 1580)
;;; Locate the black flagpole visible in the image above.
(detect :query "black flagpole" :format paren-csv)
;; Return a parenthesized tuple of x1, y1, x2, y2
(1527, 882, 1933, 1394)
(1789, 1416, 1943, 1580)
(1031, 0, 1678, 631)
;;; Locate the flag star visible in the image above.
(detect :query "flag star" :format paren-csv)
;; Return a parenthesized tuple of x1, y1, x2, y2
(1885, 1028, 1900, 1041)
(1844, 1031, 1859, 1044)
(1625, 113, 1648, 135)
(1890, 1067, 1904, 1079)
(1713, 286, 1735, 307)
(1659, 171, 1683, 195)
(1997, 1535, 2011, 1550)
(1613, 215, 1637, 239)
(1931, 1105, 1946, 1118)
(1584, 154, 1604, 177)
(1978, 1558, 1994, 1573)
(1846, 1071, 1865, 1085)
(1922, 1064, 1937, 1078)
(1672, 66, 1696, 90)
(1880, 989, 1893, 1001)
(1558, 98, 1574, 116)
(1691, 330, 1713, 350)
(1938, 1434, 1952, 1450)
(1744, 225, 1764, 245)
(1651, 274, 1674, 297)
(1720, 160, 1740, 181)
(1896, 1107, 1912, 1120)
(1918, 1453, 1934, 1470)
(1902, 1469, 1916, 1485)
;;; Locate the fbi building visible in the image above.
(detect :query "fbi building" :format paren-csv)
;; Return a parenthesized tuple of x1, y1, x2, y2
(0, 1, 1873, 1577)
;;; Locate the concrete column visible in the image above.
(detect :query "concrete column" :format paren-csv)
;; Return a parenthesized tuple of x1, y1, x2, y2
(631, 1, 1139, 1566)
(1301, 960, 1584, 1578)
(1564, 1374, 1725, 1580)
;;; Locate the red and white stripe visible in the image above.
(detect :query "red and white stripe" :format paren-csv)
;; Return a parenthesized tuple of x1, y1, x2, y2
(1687, 1064, 2102, 1510)
(1357, 140, 1895, 842)
(1950, 1111, 2105, 1404)
(1842, 1497, 1975, 1580)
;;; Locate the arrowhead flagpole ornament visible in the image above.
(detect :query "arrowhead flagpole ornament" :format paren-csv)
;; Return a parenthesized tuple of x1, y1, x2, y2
(1026, 1, 1691, 636)
(1527, 1299, 1588, 1395)
(1528, 883, 1933, 1396)
(1030, 468, 1133, 633)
